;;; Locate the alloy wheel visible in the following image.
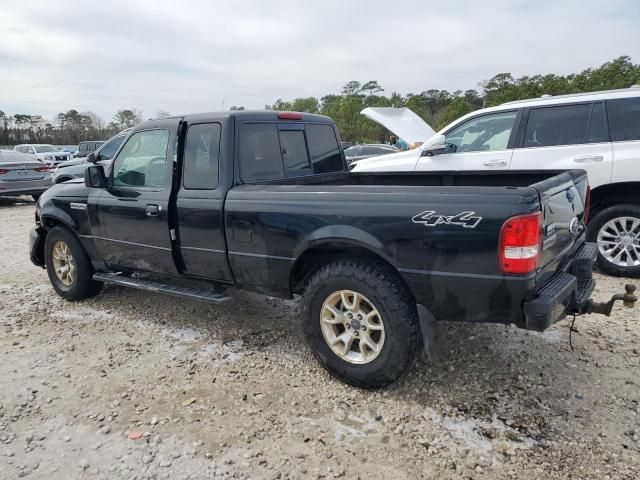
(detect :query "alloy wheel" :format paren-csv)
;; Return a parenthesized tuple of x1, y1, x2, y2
(320, 290, 385, 364)
(597, 216, 640, 267)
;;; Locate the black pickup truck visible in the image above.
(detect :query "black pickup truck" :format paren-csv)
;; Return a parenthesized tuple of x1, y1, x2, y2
(30, 111, 636, 388)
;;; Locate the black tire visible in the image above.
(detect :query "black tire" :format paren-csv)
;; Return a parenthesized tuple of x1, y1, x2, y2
(587, 204, 640, 278)
(302, 259, 421, 389)
(44, 226, 103, 300)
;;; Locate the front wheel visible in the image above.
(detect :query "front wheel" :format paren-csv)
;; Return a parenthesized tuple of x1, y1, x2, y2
(302, 259, 421, 388)
(587, 204, 640, 277)
(44, 226, 103, 300)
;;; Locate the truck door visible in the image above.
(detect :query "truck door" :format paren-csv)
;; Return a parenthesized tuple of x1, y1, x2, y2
(87, 119, 179, 275)
(175, 121, 233, 281)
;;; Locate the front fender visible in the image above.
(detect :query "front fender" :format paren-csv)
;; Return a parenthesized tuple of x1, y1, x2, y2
(39, 202, 79, 231)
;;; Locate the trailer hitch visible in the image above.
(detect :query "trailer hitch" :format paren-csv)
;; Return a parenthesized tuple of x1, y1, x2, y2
(584, 284, 637, 316)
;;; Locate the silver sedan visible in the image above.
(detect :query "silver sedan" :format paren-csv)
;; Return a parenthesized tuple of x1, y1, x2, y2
(0, 149, 53, 200)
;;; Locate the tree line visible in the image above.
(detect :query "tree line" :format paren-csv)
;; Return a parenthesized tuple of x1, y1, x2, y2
(2, 56, 638, 147)
(0, 108, 149, 146)
(265, 56, 640, 143)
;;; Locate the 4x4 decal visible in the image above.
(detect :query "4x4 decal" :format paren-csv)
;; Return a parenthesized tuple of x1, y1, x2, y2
(412, 210, 482, 229)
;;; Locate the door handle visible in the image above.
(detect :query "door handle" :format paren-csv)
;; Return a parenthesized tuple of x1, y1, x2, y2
(573, 155, 604, 163)
(483, 159, 508, 167)
(146, 204, 160, 216)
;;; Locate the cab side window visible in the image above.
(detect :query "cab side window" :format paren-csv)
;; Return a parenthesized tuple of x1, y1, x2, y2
(607, 97, 640, 142)
(112, 129, 170, 188)
(239, 122, 344, 182)
(445, 111, 517, 153)
(239, 123, 284, 182)
(183, 123, 221, 189)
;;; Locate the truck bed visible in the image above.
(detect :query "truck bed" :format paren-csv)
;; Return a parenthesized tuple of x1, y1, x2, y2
(225, 169, 589, 328)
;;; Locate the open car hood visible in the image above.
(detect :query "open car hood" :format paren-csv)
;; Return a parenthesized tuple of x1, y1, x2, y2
(360, 107, 435, 145)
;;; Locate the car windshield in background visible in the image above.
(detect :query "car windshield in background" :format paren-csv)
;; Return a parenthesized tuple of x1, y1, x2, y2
(345, 145, 395, 158)
(97, 136, 125, 160)
(34, 145, 57, 153)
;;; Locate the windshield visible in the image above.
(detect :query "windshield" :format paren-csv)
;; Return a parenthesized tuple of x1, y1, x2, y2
(34, 145, 57, 153)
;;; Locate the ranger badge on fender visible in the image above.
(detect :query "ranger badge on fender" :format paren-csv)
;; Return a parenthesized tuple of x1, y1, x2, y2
(412, 210, 482, 229)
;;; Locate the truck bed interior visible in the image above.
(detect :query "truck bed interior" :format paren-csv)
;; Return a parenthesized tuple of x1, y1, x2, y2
(260, 170, 583, 188)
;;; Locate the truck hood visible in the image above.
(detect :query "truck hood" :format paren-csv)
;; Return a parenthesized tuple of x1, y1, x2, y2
(361, 107, 435, 145)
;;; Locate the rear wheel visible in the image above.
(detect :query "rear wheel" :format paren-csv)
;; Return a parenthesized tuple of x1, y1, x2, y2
(44, 226, 103, 300)
(302, 259, 421, 388)
(587, 204, 640, 277)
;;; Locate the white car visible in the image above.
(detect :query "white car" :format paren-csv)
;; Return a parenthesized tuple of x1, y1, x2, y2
(353, 87, 640, 277)
(13, 144, 72, 167)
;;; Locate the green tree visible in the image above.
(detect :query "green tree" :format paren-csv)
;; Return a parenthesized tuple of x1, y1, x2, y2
(112, 109, 143, 129)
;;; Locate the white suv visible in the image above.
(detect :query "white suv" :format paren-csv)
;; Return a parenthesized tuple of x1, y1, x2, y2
(13, 144, 72, 167)
(352, 87, 640, 277)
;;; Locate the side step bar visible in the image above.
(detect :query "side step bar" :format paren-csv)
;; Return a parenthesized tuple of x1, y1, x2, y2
(93, 273, 232, 304)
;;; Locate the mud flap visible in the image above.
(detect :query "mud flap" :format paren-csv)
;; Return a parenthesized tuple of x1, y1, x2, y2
(417, 304, 444, 361)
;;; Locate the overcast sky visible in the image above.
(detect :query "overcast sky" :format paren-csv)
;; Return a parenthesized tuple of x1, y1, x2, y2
(1, 0, 639, 122)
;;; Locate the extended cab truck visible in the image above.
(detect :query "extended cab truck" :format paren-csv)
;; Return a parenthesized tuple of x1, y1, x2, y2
(29, 111, 636, 388)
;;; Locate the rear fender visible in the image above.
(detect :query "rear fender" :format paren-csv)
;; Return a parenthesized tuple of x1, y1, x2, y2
(297, 225, 394, 263)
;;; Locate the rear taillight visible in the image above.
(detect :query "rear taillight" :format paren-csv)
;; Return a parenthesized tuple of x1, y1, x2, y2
(35, 166, 49, 172)
(583, 186, 591, 225)
(499, 212, 542, 274)
(0, 168, 8, 174)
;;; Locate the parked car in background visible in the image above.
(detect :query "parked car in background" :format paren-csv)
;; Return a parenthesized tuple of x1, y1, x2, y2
(0, 149, 52, 200)
(13, 144, 72, 167)
(353, 87, 640, 278)
(76, 140, 105, 158)
(62, 146, 79, 156)
(53, 129, 131, 184)
(344, 144, 397, 164)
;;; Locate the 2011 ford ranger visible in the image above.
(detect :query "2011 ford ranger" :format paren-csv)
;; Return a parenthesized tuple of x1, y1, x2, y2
(29, 111, 636, 388)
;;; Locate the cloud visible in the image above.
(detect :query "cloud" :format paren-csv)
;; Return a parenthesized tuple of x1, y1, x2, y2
(0, 0, 638, 122)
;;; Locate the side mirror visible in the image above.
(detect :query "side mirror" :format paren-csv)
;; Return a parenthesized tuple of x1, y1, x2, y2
(85, 165, 107, 188)
(420, 134, 447, 156)
(87, 152, 97, 163)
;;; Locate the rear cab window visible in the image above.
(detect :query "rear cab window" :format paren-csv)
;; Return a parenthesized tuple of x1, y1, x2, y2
(183, 123, 221, 189)
(239, 121, 343, 182)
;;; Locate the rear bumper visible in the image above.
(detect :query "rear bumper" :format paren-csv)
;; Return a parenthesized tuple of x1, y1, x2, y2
(523, 243, 597, 331)
(0, 178, 52, 196)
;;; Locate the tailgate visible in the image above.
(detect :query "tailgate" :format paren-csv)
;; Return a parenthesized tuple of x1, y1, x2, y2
(532, 170, 589, 277)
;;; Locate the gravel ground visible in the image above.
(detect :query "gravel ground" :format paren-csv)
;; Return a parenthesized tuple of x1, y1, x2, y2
(1, 196, 640, 480)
